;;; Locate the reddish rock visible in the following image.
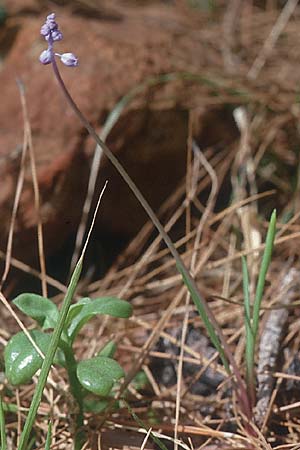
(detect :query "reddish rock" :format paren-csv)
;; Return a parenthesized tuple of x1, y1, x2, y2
(0, 3, 234, 265)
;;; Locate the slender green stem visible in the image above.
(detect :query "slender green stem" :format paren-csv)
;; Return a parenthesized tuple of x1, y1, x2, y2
(242, 256, 255, 408)
(0, 397, 7, 450)
(59, 339, 84, 449)
(242, 210, 276, 410)
(51, 59, 252, 420)
(61, 342, 83, 414)
(252, 210, 277, 340)
(45, 422, 52, 450)
(17, 181, 105, 450)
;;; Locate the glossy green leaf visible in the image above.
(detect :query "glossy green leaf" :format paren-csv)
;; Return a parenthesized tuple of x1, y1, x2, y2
(5, 330, 65, 385)
(98, 340, 116, 358)
(67, 297, 133, 342)
(64, 298, 92, 329)
(13, 294, 59, 329)
(77, 356, 124, 396)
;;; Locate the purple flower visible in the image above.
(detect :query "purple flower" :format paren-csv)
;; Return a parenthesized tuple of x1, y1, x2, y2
(47, 13, 56, 21)
(57, 52, 78, 67)
(39, 13, 78, 68)
(39, 49, 52, 65)
(40, 13, 59, 40)
(47, 29, 63, 42)
(40, 23, 50, 37)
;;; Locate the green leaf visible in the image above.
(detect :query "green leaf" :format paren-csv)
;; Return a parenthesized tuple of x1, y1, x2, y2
(252, 209, 277, 339)
(5, 330, 48, 385)
(242, 256, 253, 333)
(67, 297, 133, 342)
(98, 340, 117, 358)
(177, 264, 231, 374)
(245, 209, 277, 409)
(77, 356, 124, 396)
(13, 294, 59, 329)
(4, 330, 65, 385)
(65, 298, 92, 328)
(242, 255, 255, 392)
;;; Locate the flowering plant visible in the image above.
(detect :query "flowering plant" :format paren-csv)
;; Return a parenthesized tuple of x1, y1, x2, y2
(1, 10, 278, 450)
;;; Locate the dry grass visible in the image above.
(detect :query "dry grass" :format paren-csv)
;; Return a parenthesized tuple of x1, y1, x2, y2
(2, 2, 300, 449)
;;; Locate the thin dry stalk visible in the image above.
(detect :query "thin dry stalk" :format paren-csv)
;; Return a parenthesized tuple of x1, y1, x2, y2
(69, 137, 103, 274)
(128, 318, 226, 376)
(174, 136, 218, 448)
(233, 106, 260, 301)
(174, 117, 196, 449)
(116, 147, 223, 300)
(0, 85, 28, 290)
(0, 250, 67, 294)
(207, 230, 300, 271)
(222, 232, 236, 299)
(94, 146, 231, 295)
(18, 82, 47, 297)
(1, 81, 48, 296)
(140, 427, 152, 450)
(248, 0, 299, 80)
(0, 291, 45, 360)
(109, 418, 252, 444)
(222, 0, 243, 72)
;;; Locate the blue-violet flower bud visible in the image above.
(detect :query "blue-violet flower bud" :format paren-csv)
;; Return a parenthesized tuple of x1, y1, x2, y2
(40, 23, 50, 36)
(39, 49, 52, 65)
(59, 52, 79, 67)
(47, 20, 58, 31)
(50, 29, 63, 41)
(46, 13, 56, 21)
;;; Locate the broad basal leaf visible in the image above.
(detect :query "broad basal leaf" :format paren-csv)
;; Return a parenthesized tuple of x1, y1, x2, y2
(67, 297, 133, 342)
(77, 356, 124, 396)
(13, 294, 59, 329)
(5, 330, 64, 385)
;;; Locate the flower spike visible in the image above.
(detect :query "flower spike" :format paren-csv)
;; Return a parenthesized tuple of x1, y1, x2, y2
(39, 13, 78, 67)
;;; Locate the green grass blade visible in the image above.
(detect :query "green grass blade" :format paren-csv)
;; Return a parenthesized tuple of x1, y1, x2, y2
(17, 256, 84, 450)
(0, 397, 7, 450)
(252, 210, 277, 341)
(242, 255, 255, 405)
(178, 265, 230, 374)
(17, 189, 105, 450)
(242, 209, 276, 407)
(242, 256, 251, 328)
(45, 421, 52, 450)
